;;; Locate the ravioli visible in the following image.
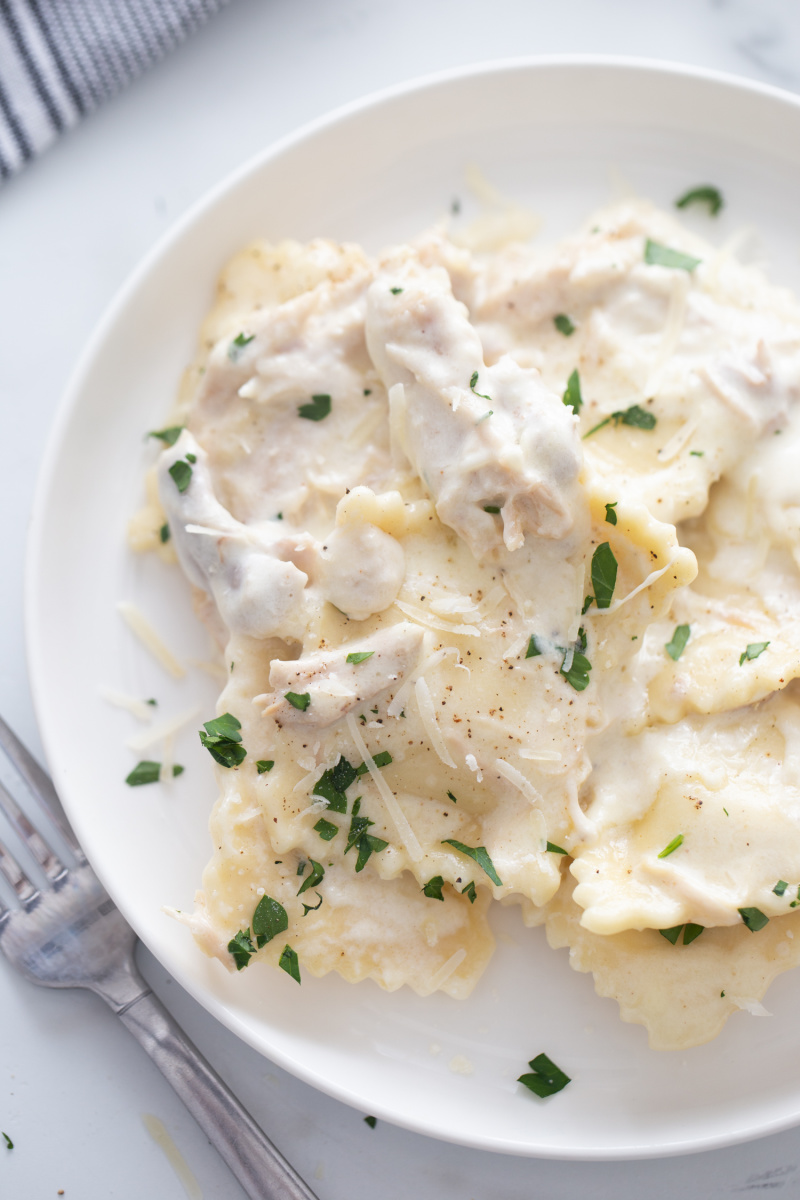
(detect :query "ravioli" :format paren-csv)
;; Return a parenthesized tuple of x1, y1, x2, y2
(135, 196, 800, 1045)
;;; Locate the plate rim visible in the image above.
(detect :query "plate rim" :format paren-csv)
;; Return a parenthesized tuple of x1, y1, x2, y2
(26, 54, 800, 1161)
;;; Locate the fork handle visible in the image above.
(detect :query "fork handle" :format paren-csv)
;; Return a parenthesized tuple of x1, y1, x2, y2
(116, 989, 320, 1200)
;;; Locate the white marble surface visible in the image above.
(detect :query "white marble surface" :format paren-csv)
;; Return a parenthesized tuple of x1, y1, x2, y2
(4, 1, 800, 1197)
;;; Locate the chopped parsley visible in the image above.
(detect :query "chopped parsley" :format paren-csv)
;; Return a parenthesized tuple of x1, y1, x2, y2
(252, 894, 289, 947)
(560, 647, 592, 692)
(345, 807, 388, 872)
(483, 505, 501, 514)
(584, 404, 657, 438)
(739, 907, 769, 933)
(445, 791, 458, 806)
(125, 761, 184, 786)
(461, 881, 477, 903)
(773, 880, 789, 897)
(285, 691, 311, 710)
(278, 944, 301, 983)
(227, 929, 255, 970)
(518, 1053, 571, 1098)
(227, 332, 255, 360)
(469, 371, 492, 403)
(665, 624, 691, 662)
(525, 634, 541, 659)
(159, 523, 170, 543)
(390, 287, 404, 294)
(346, 651, 375, 664)
(298, 394, 331, 422)
(739, 641, 769, 666)
(256, 760, 274, 774)
(546, 842, 568, 855)
(2, 1133, 12, 1150)
(297, 858, 325, 896)
(675, 185, 724, 216)
(422, 875, 446, 900)
(314, 817, 339, 841)
(148, 426, 184, 447)
(590, 542, 618, 610)
(146, 698, 157, 706)
(657, 834, 684, 859)
(581, 595, 594, 615)
(554, 313, 575, 336)
(312, 755, 358, 813)
(356, 751, 392, 772)
(644, 239, 701, 271)
(689, 449, 704, 457)
(659, 923, 704, 946)
(562, 368, 582, 414)
(658, 925, 683, 945)
(186, 452, 196, 463)
(442, 839, 502, 886)
(302, 893, 323, 916)
(364, 1115, 377, 1129)
(199, 712, 246, 768)
(604, 501, 618, 526)
(168, 459, 193, 492)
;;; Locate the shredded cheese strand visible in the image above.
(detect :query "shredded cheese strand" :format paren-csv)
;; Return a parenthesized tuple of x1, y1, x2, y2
(126, 707, 200, 753)
(117, 601, 186, 678)
(590, 557, 677, 617)
(494, 758, 543, 806)
(427, 947, 468, 993)
(345, 712, 423, 861)
(393, 599, 481, 636)
(98, 686, 154, 722)
(414, 677, 457, 768)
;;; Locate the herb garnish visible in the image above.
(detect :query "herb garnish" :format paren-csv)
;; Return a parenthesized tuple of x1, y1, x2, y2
(227, 332, 255, 360)
(168, 459, 193, 493)
(346, 651, 375, 664)
(228, 930, 255, 969)
(665, 624, 691, 662)
(583, 404, 657, 439)
(345, 810, 388, 872)
(159, 523, 170, 543)
(422, 875, 446, 900)
(469, 371, 492, 403)
(312, 755, 358, 812)
(285, 691, 311, 710)
(739, 642, 769, 666)
(581, 595, 594, 615)
(525, 635, 541, 659)
(390, 287, 404, 294)
(560, 648, 592, 692)
(125, 761, 184, 786)
(518, 1053, 571, 1098)
(253, 894, 289, 947)
(604, 501, 618, 526)
(364, 1116, 377, 1129)
(2, 1133, 12, 1150)
(657, 834, 684, 859)
(199, 712, 247, 767)
(658, 925, 682, 945)
(554, 314, 575, 336)
(644, 239, 701, 271)
(562, 369, 582, 414)
(356, 751, 392, 772)
(447, 790, 458, 804)
(148, 426, 184, 447)
(442, 839, 502, 886)
(483, 505, 501, 514)
(675, 185, 724, 216)
(546, 842, 568, 855)
(314, 817, 339, 841)
(591, 542, 618, 610)
(298, 394, 331, 422)
(739, 907, 769, 932)
(659, 923, 704, 945)
(302, 893, 323, 916)
(279, 944, 301, 983)
(461, 881, 477, 903)
(256, 760, 274, 774)
(297, 858, 325, 896)
(773, 880, 789, 897)
(690, 450, 704, 456)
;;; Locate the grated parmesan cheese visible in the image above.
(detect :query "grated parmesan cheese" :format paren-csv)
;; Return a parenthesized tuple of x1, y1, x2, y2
(117, 601, 186, 678)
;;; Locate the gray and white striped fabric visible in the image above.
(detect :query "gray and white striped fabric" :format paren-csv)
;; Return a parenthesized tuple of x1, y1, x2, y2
(0, 0, 232, 181)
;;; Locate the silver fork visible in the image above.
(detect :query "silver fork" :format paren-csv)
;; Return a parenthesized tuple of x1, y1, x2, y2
(0, 714, 319, 1200)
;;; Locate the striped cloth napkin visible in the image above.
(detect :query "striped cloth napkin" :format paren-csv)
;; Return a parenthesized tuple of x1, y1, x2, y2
(0, 0, 231, 182)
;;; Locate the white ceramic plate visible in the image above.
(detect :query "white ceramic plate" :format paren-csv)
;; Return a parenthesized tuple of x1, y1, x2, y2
(26, 58, 800, 1159)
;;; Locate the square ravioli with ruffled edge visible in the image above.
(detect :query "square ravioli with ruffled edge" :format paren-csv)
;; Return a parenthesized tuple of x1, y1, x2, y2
(132, 196, 800, 1043)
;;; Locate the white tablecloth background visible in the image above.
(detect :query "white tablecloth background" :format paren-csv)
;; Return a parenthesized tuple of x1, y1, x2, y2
(3, 2, 800, 1196)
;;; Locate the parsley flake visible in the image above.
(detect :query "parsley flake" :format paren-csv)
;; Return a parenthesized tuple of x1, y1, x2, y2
(644, 239, 701, 271)
(518, 1053, 571, 1098)
(148, 426, 184, 447)
(227, 332, 255, 360)
(554, 313, 576, 336)
(364, 1116, 377, 1129)
(581, 595, 594, 615)
(346, 651, 375, 664)
(659, 925, 683, 945)
(228, 929, 255, 970)
(739, 907, 769, 933)
(604, 501, 618, 525)
(285, 691, 311, 710)
(546, 842, 568, 855)
(525, 635, 541, 659)
(390, 287, 404, 294)
(689, 449, 704, 457)
(312, 756, 358, 812)
(461, 881, 477, 903)
(560, 648, 592, 692)
(683, 923, 704, 945)
(278, 944, 301, 983)
(314, 817, 339, 841)
(446, 790, 458, 804)
(442, 839, 502, 886)
(739, 642, 769, 666)
(562, 368, 582, 414)
(199, 712, 246, 768)
(584, 404, 657, 438)
(675, 185, 724, 216)
(297, 858, 325, 897)
(483, 504, 501, 514)
(168, 459, 193, 493)
(302, 892, 323, 916)
(125, 761, 184, 786)
(355, 751, 392, 773)
(256, 760, 274, 774)
(665, 624, 691, 662)
(422, 875, 446, 900)
(657, 833, 684, 859)
(159, 523, 170, 543)
(469, 371, 492, 403)
(2, 1133, 12, 1150)
(774, 880, 789, 897)
(298, 394, 331, 422)
(252, 894, 289, 947)
(591, 542, 618, 610)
